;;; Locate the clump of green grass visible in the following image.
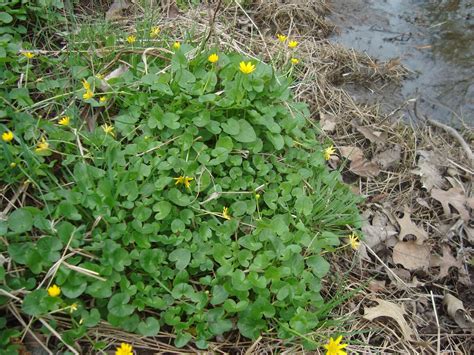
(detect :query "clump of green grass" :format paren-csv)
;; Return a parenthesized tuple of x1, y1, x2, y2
(0, 7, 361, 352)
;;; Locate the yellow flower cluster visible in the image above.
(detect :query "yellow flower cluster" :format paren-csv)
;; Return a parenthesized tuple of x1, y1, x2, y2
(82, 79, 94, 100)
(47, 284, 61, 297)
(22, 51, 35, 59)
(150, 26, 161, 38)
(324, 145, 335, 161)
(35, 137, 49, 153)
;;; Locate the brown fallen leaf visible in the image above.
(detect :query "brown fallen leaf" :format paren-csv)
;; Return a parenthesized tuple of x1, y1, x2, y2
(395, 207, 428, 244)
(411, 150, 446, 191)
(430, 245, 470, 284)
(350, 158, 381, 178)
(393, 240, 430, 271)
(105, 0, 130, 21)
(363, 299, 414, 341)
(362, 210, 398, 249)
(319, 112, 338, 133)
(100, 65, 130, 91)
(368, 280, 386, 292)
(372, 144, 401, 169)
(356, 125, 387, 145)
(443, 293, 474, 332)
(431, 187, 473, 222)
(338, 146, 364, 161)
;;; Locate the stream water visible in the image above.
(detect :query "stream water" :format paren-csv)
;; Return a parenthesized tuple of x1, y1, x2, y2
(329, 0, 473, 125)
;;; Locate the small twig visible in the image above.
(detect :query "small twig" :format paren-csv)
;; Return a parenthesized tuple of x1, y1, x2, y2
(38, 318, 80, 355)
(245, 336, 262, 355)
(426, 118, 474, 167)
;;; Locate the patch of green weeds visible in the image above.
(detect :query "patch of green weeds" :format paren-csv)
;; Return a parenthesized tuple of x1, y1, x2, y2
(0, 8, 362, 351)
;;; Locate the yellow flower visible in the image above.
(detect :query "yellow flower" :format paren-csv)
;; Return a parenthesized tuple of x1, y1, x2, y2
(239, 61, 256, 74)
(323, 336, 348, 355)
(83, 90, 94, 100)
(173, 42, 181, 49)
(150, 26, 161, 38)
(99, 96, 107, 103)
(82, 79, 91, 91)
(47, 284, 61, 297)
(22, 51, 35, 59)
(324, 145, 335, 161)
(35, 138, 49, 153)
(174, 176, 193, 189)
(277, 34, 287, 42)
(126, 35, 136, 44)
(58, 116, 70, 126)
(255, 193, 261, 200)
(2, 131, 14, 142)
(10, 162, 17, 168)
(69, 303, 78, 313)
(101, 124, 115, 137)
(208, 53, 219, 63)
(288, 40, 298, 48)
(348, 233, 360, 250)
(223, 207, 231, 220)
(291, 58, 299, 65)
(115, 343, 133, 355)
(96, 73, 104, 80)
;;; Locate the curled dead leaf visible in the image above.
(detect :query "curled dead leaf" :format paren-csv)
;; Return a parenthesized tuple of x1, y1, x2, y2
(363, 299, 415, 341)
(100, 65, 130, 91)
(393, 240, 430, 271)
(443, 293, 474, 332)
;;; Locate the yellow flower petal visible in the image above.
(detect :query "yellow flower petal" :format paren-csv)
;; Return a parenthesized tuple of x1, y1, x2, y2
(208, 53, 219, 63)
(126, 35, 136, 44)
(239, 61, 256, 74)
(47, 284, 61, 297)
(58, 116, 70, 126)
(115, 342, 133, 355)
(277, 34, 287, 42)
(2, 131, 14, 142)
(173, 42, 181, 49)
(288, 40, 298, 48)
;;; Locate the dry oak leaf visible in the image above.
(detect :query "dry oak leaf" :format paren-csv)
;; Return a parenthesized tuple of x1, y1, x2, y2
(362, 211, 398, 249)
(443, 293, 474, 332)
(338, 146, 364, 161)
(372, 144, 401, 169)
(105, 0, 130, 21)
(363, 299, 415, 341)
(319, 112, 338, 133)
(430, 245, 470, 285)
(412, 150, 445, 191)
(393, 240, 431, 271)
(350, 158, 381, 178)
(356, 125, 387, 145)
(395, 207, 428, 244)
(431, 187, 474, 222)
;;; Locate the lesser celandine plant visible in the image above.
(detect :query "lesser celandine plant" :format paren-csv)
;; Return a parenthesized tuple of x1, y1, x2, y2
(0, 17, 361, 352)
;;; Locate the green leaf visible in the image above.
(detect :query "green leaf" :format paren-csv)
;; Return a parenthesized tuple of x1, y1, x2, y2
(22, 290, 48, 316)
(234, 119, 256, 143)
(0, 12, 13, 24)
(107, 293, 135, 317)
(221, 118, 240, 135)
(175, 332, 192, 348)
(137, 317, 160, 336)
(169, 248, 191, 270)
(210, 285, 228, 305)
(306, 255, 330, 278)
(8, 209, 33, 234)
(162, 112, 180, 129)
(295, 195, 313, 216)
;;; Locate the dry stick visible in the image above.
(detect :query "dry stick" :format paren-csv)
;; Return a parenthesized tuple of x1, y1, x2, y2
(426, 118, 474, 167)
(38, 318, 80, 355)
(430, 291, 441, 355)
(8, 304, 53, 355)
(244, 336, 262, 355)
